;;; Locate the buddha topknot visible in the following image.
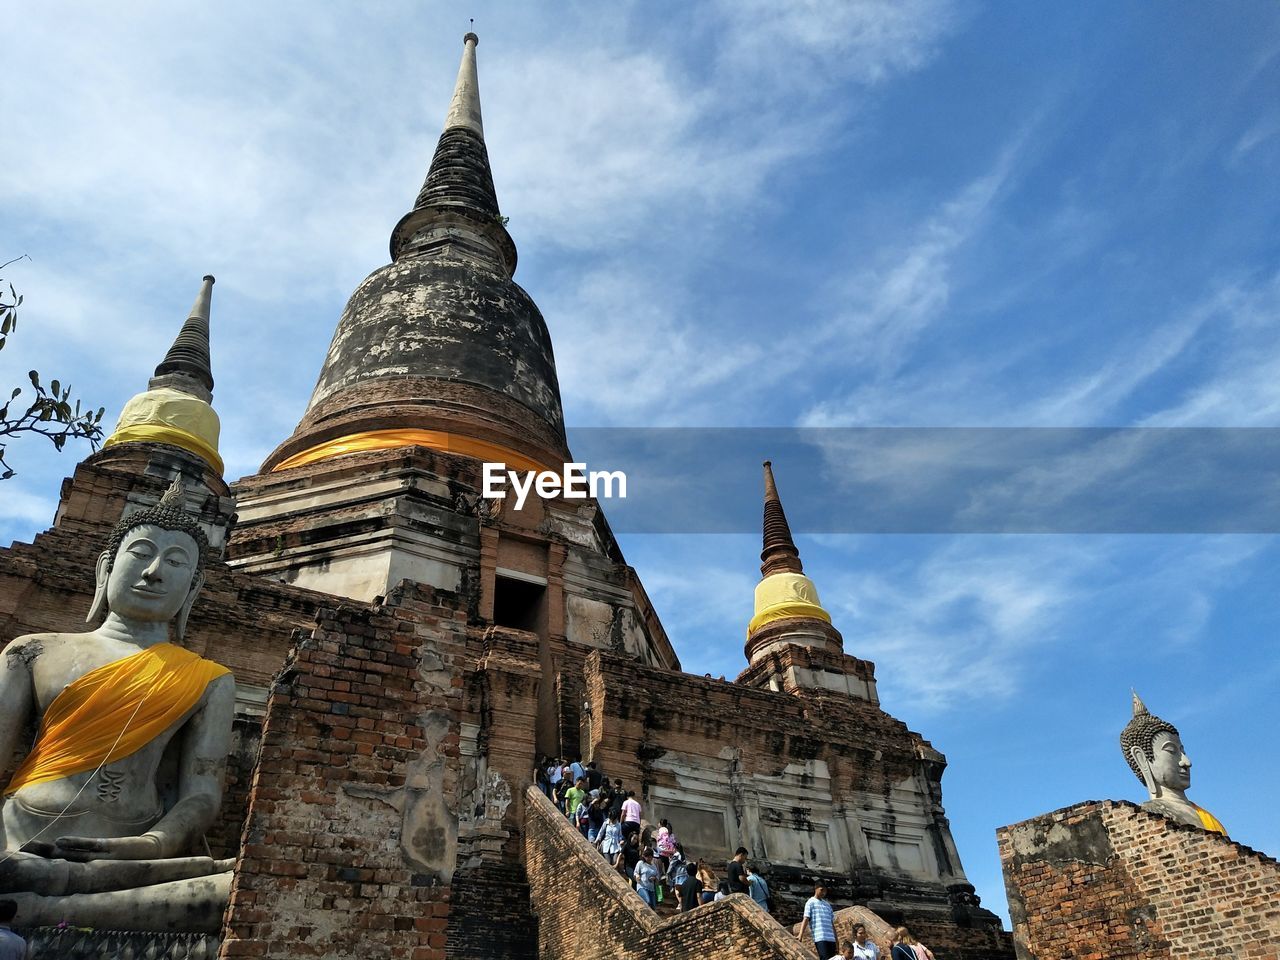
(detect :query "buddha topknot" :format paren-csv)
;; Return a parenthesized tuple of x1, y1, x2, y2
(1119, 691, 1179, 783)
(104, 478, 209, 573)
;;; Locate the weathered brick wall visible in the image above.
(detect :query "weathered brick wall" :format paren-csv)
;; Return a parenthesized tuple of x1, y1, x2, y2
(523, 786, 815, 960)
(999, 800, 1280, 960)
(206, 716, 265, 860)
(908, 916, 1017, 960)
(219, 582, 471, 960)
(444, 863, 537, 960)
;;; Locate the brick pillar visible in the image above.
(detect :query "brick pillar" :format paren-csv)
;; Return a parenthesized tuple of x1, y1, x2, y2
(478, 526, 498, 623)
(219, 582, 469, 960)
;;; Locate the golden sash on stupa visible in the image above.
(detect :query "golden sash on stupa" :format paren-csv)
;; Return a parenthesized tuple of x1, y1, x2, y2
(5, 643, 230, 796)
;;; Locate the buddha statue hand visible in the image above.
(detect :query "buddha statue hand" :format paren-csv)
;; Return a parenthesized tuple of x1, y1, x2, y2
(42, 833, 165, 862)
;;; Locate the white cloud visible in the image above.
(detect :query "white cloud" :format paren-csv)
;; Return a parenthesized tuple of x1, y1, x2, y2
(710, 0, 960, 90)
(798, 137, 1025, 426)
(0, 485, 60, 530)
(550, 267, 765, 425)
(1143, 272, 1280, 426)
(822, 540, 1081, 709)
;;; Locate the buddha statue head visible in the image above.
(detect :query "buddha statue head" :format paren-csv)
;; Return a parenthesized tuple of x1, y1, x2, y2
(1120, 691, 1191, 799)
(87, 477, 210, 639)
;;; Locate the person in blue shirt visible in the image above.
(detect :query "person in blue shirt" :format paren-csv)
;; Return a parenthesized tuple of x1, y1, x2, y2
(798, 882, 837, 960)
(0, 900, 26, 960)
(746, 863, 771, 911)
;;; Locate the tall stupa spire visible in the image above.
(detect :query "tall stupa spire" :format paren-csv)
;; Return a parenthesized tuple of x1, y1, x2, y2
(390, 32, 515, 271)
(103, 275, 223, 474)
(260, 32, 567, 475)
(443, 32, 483, 135)
(761, 460, 804, 576)
(151, 275, 215, 400)
(745, 459, 841, 667)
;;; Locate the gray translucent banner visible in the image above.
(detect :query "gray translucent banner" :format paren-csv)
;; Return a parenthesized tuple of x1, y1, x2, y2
(555, 428, 1280, 533)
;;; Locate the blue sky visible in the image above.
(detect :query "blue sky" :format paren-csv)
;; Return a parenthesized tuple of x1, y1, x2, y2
(4, 1, 1279, 924)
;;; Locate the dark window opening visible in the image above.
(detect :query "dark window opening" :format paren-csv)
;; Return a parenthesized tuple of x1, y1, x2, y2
(494, 574, 544, 632)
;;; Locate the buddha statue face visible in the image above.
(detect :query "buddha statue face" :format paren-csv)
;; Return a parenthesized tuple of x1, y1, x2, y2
(104, 524, 201, 623)
(1147, 729, 1192, 792)
(85, 478, 210, 639)
(1121, 692, 1195, 801)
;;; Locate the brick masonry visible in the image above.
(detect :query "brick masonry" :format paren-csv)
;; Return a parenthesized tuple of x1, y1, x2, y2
(524, 785, 817, 960)
(998, 800, 1280, 959)
(218, 581, 472, 960)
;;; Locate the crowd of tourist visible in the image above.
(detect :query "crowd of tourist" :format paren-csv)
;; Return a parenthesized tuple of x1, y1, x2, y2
(537, 756, 776, 913)
(537, 756, 936, 960)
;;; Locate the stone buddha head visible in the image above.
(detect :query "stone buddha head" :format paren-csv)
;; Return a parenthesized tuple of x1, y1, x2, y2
(87, 478, 210, 639)
(1120, 691, 1191, 799)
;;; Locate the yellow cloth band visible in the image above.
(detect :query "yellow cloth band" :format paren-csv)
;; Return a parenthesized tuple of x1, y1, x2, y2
(105, 424, 224, 474)
(271, 428, 552, 474)
(748, 571, 832, 635)
(103, 388, 223, 473)
(1195, 805, 1226, 835)
(5, 643, 230, 796)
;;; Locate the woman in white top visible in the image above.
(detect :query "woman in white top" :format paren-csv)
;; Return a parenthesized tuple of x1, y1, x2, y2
(595, 810, 623, 865)
(849, 923, 880, 959)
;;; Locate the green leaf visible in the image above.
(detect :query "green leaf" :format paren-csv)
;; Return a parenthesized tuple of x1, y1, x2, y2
(1, 315, 10, 335)
(28, 371, 39, 389)
(50, 379, 60, 397)
(10, 388, 19, 400)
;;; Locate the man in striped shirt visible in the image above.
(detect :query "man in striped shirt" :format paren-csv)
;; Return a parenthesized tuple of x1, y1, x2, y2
(798, 881, 838, 960)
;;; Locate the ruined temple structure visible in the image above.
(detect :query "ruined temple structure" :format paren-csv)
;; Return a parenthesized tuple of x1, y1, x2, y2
(0, 34, 1014, 960)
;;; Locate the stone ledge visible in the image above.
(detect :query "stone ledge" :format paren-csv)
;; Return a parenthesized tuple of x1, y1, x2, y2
(17, 927, 219, 959)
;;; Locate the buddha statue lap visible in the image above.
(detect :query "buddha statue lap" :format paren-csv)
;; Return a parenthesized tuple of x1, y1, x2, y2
(1120, 691, 1226, 835)
(0, 479, 235, 932)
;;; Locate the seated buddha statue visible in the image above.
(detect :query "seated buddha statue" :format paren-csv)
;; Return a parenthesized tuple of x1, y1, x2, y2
(0, 479, 235, 931)
(1120, 692, 1225, 835)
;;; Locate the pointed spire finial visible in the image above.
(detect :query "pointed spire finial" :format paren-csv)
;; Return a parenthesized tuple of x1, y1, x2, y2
(390, 30, 514, 270)
(1132, 689, 1149, 717)
(444, 31, 484, 136)
(151, 275, 215, 400)
(761, 460, 804, 577)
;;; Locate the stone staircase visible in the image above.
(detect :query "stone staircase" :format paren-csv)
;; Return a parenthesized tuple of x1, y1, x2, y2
(523, 786, 815, 960)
